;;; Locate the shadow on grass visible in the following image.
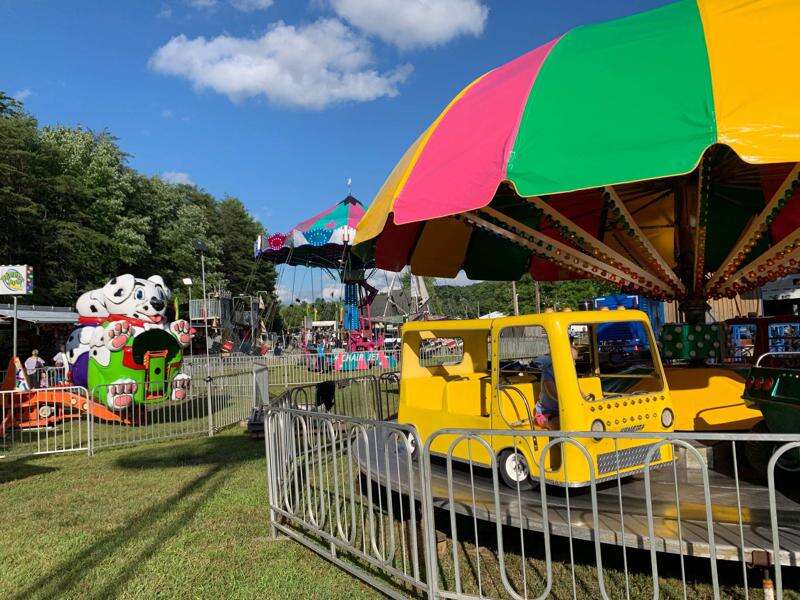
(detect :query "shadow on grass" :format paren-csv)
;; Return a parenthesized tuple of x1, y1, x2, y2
(113, 428, 262, 471)
(10, 433, 261, 600)
(0, 456, 58, 484)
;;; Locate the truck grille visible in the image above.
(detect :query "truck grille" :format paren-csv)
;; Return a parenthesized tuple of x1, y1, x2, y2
(597, 444, 661, 475)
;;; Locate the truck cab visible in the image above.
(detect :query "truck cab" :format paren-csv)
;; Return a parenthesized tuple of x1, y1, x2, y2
(398, 309, 675, 487)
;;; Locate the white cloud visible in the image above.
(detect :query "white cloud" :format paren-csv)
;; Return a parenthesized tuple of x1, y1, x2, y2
(230, 0, 273, 11)
(188, 0, 216, 7)
(13, 88, 32, 101)
(157, 5, 173, 18)
(149, 19, 412, 109)
(161, 109, 174, 119)
(330, 0, 488, 50)
(162, 171, 193, 185)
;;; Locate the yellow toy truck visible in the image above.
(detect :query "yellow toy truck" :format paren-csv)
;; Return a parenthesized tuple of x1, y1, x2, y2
(398, 309, 677, 487)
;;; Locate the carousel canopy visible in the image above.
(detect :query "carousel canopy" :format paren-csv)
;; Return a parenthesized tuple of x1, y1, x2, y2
(256, 195, 368, 271)
(355, 0, 800, 301)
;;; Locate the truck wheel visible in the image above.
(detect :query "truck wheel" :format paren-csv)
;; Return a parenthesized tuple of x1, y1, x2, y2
(499, 449, 534, 490)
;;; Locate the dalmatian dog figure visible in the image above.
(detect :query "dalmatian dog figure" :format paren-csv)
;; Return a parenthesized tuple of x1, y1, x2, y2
(68, 274, 193, 410)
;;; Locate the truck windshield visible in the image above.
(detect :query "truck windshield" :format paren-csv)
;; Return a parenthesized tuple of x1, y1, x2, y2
(497, 325, 550, 377)
(571, 320, 663, 396)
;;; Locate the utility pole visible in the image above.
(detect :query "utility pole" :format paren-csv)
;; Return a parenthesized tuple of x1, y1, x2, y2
(534, 280, 541, 313)
(511, 281, 519, 316)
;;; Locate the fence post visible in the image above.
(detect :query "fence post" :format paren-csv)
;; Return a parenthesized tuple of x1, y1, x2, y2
(86, 387, 94, 456)
(206, 375, 214, 436)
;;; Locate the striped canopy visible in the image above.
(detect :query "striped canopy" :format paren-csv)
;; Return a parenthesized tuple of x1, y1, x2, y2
(355, 0, 800, 301)
(256, 195, 367, 270)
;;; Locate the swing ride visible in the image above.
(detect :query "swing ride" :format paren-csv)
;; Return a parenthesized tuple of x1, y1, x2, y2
(255, 194, 396, 372)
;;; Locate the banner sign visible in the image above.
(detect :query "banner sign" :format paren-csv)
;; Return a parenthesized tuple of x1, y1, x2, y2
(0, 265, 33, 295)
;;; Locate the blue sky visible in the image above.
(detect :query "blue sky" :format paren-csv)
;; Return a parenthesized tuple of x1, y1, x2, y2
(2, 0, 668, 300)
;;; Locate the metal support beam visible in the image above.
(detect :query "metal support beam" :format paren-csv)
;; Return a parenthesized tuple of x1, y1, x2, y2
(525, 195, 678, 297)
(706, 162, 800, 295)
(465, 208, 676, 298)
(603, 186, 686, 295)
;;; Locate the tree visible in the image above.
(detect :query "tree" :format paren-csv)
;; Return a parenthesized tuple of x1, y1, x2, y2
(216, 197, 276, 296)
(0, 91, 276, 309)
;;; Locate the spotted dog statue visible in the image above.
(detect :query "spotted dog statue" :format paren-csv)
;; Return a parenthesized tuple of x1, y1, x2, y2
(67, 274, 193, 410)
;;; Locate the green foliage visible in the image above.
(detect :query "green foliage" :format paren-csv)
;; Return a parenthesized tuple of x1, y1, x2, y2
(434, 274, 619, 318)
(279, 298, 340, 332)
(0, 92, 276, 308)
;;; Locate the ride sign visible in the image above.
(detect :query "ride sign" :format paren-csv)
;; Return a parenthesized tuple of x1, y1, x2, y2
(0, 265, 33, 295)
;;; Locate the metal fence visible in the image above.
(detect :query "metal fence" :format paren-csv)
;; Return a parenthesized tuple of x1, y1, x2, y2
(1, 360, 262, 459)
(186, 351, 402, 389)
(262, 390, 800, 599)
(0, 386, 91, 457)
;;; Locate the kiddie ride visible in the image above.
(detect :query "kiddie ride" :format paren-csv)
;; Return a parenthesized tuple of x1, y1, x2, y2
(0, 274, 193, 438)
(399, 308, 678, 487)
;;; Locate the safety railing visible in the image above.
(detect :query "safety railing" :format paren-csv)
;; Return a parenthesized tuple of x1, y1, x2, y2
(1, 356, 268, 459)
(263, 406, 800, 599)
(0, 385, 90, 458)
(19, 366, 70, 389)
(264, 406, 430, 598)
(185, 350, 401, 390)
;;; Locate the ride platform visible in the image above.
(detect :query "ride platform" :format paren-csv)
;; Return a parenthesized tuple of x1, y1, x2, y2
(361, 429, 800, 566)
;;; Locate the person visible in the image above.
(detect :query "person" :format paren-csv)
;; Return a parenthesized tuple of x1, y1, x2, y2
(534, 341, 580, 430)
(52, 344, 69, 383)
(24, 349, 46, 388)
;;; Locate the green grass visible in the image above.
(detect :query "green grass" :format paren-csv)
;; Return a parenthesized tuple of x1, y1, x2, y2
(0, 428, 378, 599)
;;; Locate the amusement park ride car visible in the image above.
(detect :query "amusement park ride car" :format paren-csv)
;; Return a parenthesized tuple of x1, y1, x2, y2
(398, 308, 676, 487)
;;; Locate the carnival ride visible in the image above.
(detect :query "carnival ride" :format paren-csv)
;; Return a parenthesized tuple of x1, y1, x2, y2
(255, 194, 396, 372)
(399, 309, 676, 487)
(1, 274, 193, 435)
(354, 0, 800, 442)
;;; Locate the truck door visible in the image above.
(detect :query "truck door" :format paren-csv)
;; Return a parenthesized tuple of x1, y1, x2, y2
(492, 324, 552, 469)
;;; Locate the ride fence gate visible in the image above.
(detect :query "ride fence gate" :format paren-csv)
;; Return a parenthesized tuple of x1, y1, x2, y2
(262, 378, 800, 600)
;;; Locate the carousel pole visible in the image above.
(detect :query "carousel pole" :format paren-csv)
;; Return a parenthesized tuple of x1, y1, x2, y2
(676, 170, 710, 326)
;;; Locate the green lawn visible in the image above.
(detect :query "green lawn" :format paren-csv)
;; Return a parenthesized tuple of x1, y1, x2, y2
(0, 428, 378, 600)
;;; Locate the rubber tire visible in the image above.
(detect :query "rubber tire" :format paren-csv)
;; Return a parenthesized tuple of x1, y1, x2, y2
(498, 448, 534, 490)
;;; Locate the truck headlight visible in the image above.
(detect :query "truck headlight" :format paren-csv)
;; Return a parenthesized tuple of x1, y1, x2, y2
(660, 408, 674, 428)
(591, 419, 605, 441)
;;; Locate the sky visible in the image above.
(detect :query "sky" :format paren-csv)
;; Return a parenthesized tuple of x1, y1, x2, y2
(1, 0, 669, 301)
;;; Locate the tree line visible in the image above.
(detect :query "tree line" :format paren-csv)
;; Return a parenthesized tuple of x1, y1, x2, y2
(0, 92, 276, 308)
(432, 275, 619, 318)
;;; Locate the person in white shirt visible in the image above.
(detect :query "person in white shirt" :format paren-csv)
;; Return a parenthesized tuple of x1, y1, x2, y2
(52, 344, 68, 383)
(24, 349, 46, 388)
